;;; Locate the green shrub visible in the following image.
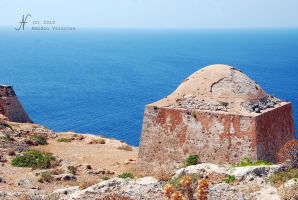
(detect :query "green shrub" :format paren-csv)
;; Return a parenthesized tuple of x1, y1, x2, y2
(118, 172, 134, 179)
(224, 175, 235, 184)
(11, 150, 54, 169)
(30, 134, 48, 145)
(57, 138, 70, 142)
(185, 154, 200, 167)
(269, 168, 298, 185)
(235, 158, 272, 167)
(254, 160, 272, 166)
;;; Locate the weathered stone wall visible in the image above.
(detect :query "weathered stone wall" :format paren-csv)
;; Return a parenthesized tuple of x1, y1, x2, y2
(138, 106, 257, 174)
(0, 85, 32, 123)
(256, 103, 295, 162)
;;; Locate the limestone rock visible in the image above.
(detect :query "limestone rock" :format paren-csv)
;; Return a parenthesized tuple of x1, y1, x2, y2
(64, 177, 164, 200)
(208, 183, 247, 200)
(49, 186, 80, 200)
(174, 163, 229, 178)
(227, 165, 284, 180)
(0, 85, 32, 123)
(284, 178, 298, 189)
(249, 186, 281, 200)
(17, 178, 35, 189)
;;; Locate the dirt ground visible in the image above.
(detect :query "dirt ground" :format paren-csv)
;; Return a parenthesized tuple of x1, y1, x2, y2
(0, 131, 138, 194)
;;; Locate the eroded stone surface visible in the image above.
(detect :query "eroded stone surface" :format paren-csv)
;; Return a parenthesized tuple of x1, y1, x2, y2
(0, 85, 32, 123)
(138, 64, 295, 174)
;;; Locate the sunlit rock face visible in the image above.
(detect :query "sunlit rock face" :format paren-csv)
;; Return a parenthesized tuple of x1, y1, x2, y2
(0, 85, 32, 123)
(137, 64, 295, 174)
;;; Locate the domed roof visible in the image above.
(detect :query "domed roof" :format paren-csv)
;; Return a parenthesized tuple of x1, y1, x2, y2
(171, 64, 267, 101)
(150, 64, 276, 114)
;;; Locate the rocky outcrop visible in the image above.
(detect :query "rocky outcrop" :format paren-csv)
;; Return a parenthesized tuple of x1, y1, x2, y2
(60, 177, 164, 200)
(138, 64, 295, 174)
(37, 163, 294, 200)
(0, 85, 32, 123)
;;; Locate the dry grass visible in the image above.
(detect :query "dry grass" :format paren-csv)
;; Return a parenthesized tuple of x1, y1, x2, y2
(278, 185, 298, 200)
(79, 176, 100, 190)
(118, 144, 133, 151)
(95, 193, 133, 200)
(89, 138, 106, 144)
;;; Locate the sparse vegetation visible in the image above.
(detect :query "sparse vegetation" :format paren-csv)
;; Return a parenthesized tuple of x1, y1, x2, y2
(30, 134, 48, 145)
(0, 134, 15, 141)
(220, 101, 229, 107)
(67, 165, 78, 175)
(89, 138, 106, 144)
(235, 158, 272, 167)
(118, 172, 134, 179)
(50, 168, 65, 175)
(57, 138, 70, 142)
(192, 112, 197, 119)
(185, 154, 200, 167)
(102, 176, 110, 180)
(118, 144, 133, 151)
(72, 134, 85, 140)
(11, 150, 55, 169)
(79, 177, 99, 189)
(8, 150, 16, 156)
(96, 193, 133, 200)
(224, 175, 235, 184)
(38, 171, 54, 183)
(269, 168, 298, 185)
(163, 175, 207, 200)
(0, 123, 13, 130)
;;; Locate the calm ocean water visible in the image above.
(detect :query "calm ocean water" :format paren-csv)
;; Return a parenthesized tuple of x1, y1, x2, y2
(0, 28, 297, 145)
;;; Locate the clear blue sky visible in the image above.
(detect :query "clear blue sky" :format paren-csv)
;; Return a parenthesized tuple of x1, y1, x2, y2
(0, 0, 298, 29)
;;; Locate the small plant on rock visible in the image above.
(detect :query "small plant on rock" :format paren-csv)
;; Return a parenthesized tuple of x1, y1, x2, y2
(224, 175, 235, 184)
(235, 157, 272, 167)
(118, 172, 134, 179)
(185, 154, 200, 167)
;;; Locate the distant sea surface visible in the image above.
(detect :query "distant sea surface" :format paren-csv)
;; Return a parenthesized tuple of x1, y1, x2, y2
(0, 28, 297, 146)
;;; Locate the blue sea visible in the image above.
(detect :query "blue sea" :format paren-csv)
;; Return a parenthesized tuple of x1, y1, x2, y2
(0, 28, 297, 146)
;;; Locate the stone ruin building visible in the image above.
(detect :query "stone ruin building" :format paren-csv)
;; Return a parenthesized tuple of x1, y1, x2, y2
(137, 64, 295, 174)
(0, 85, 32, 123)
